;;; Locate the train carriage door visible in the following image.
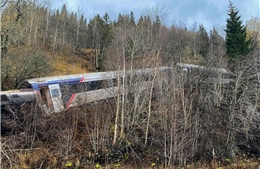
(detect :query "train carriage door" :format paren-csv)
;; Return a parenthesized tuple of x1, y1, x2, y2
(48, 84, 64, 112)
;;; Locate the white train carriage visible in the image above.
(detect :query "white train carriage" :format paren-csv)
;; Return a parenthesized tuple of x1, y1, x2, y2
(1, 90, 36, 107)
(1, 63, 234, 114)
(16, 67, 170, 114)
(176, 63, 235, 84)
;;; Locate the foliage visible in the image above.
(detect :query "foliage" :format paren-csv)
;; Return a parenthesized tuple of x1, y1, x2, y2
(225, 1, 250, 59)
(86, 13, 113, 70)
(197, 24, 209, 58)
(246, 17, 260, 49)
(1, 47, 50, 90)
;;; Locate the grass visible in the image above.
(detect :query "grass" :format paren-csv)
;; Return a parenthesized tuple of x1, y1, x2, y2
(1, 147, 259, 169)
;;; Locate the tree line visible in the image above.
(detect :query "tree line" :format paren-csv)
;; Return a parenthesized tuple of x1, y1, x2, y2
(3, 1, 259, 90)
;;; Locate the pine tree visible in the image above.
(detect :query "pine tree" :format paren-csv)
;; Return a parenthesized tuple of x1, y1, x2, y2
(129, 11, 136, 26)
(209, 27, 225, 56)
(197, 24, 209, 58)
(225, 1, 250, 59)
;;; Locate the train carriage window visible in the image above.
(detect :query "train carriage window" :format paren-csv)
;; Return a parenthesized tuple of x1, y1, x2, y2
(112, 78, 117, 86)
(88, 81, 97, 90)
(101, 79, 110, 88)
(60, 79, 118, 94)
(101, 80, 111, 88)
(11, 94, 20, 98)
(113, 77, 123, 86)
(51, 89, 60, 97)
(61, 83, 78, 94)
(1, 94, 9, 102)
(60, 84, 69, 95)
(105, 79, 114, 87)
(77, 83, 89, 92)
(89, 81, 101, 90)
(86, 80, 110, 91)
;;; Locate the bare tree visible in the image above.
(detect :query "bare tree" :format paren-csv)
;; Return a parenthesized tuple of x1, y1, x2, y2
(1, 47, 50, 90)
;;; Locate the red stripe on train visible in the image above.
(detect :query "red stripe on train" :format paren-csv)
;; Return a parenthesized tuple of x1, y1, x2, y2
(66, 77, 84, 109)
(80, 77, 84, 83)
(66, 93, 76, 109)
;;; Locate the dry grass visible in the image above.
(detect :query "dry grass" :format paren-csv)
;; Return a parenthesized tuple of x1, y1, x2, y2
(1, 146, 259, 169)
(48, 54, 89, 75)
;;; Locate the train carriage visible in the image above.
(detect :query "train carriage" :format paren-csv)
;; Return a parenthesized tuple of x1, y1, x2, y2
(18, 71, 121, 113)
(14, 67, 170, 114)
(1, 64, 233, 115)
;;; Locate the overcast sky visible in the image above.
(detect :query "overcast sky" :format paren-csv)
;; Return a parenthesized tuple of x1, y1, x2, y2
(51, 0, 259, 33)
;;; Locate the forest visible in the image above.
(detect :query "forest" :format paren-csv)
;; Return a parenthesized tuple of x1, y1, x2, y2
(1, 0, 260, 168)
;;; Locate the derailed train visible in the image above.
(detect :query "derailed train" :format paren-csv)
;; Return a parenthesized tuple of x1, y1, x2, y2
(1, 64, 235, 134)
(1, 64, 233, 115)
(1, 67, 172, 115)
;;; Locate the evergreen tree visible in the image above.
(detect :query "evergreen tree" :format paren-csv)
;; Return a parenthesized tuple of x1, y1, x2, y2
(225, 1, 250, 59)
(209, 27, 225, 56)
(129, 11, 136, 26)
(152, 15, 161, 37)
(197, 24, 209, 57)
(210, 27, 223, 49)
(103, 12, 113, 48)
(137, 16, 144, 27)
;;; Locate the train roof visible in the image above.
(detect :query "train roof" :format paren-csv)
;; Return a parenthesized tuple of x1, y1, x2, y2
(25, 67, 170, 85)
(0, 90, 20, 93)
(26, 71, 119, 84)
(176, 63, 233, 75)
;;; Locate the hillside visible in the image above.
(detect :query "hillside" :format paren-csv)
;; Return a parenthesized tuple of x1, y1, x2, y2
(1, 1, 260, 168)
